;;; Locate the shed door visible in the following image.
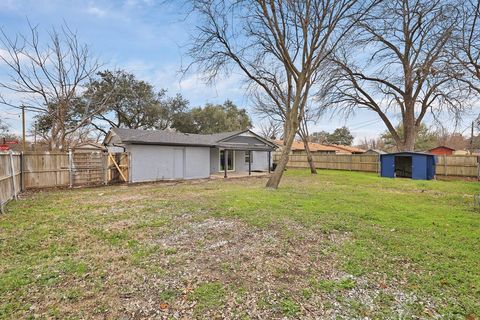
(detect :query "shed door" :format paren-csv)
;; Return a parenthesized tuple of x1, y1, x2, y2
(381, 155, 395, 178)
(173, 148, 185, 179)
(412, 155, 427, 180)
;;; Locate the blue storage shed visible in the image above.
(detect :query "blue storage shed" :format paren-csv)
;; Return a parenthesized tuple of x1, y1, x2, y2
(380, 152, 436, 180)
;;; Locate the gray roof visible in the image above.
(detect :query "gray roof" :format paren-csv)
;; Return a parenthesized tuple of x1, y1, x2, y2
(366, 149, 387, 154)
(108, 128, 276, 151)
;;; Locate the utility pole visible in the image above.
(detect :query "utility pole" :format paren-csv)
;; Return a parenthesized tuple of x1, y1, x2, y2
(21, 105, 26, 152)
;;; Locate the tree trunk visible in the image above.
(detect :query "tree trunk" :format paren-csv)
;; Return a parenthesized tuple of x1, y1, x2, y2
(266, 120, 297, 189)
(301, 135, 317, 174)
(402, 102, 416, 151)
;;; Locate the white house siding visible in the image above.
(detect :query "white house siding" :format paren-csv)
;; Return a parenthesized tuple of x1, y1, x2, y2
(234, 150, 271, 172)
(210, 148, 220, 173)
(127, 144, 210, 182)
(210, 149, 271, 173)
(252, 151, 271, 171)
(185, 147, 211, 179)
(106, 145, 125, 153)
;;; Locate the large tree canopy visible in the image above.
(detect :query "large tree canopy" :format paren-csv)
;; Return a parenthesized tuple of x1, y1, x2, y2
(326, 127, 354, 146)
(83, 70, 189, 134)
(381, 123, 437, 152)
(172, 100, 251, 134)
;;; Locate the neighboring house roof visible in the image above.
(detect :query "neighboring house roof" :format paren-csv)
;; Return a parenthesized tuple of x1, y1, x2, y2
(428, 146, 456, 151)
(73, 142, 106, 151)
(274, 140, 340, 152)
(365, 148, 387, 155)
(104, 128, 276, 151)
(327, 144, 366, 154)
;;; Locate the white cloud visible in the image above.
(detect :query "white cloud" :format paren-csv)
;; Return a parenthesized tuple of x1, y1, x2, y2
(86, 5, 108, 18)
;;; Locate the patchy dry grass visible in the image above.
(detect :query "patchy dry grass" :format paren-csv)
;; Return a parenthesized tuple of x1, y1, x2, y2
(1, 169, 479, 319)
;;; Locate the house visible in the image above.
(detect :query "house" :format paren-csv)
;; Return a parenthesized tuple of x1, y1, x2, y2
(103, 128, 277, 182)
(364, 148, 386, 155)
(380, 152, 436, 180)
(274, 140, 349, 154)
(428, 146, 455, 155)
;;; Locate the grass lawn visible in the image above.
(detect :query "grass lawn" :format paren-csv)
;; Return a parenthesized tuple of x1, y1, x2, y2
(1, 169, 479, 319)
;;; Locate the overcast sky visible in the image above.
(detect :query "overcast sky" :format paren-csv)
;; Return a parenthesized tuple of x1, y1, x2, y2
(0, 0, 479, 144)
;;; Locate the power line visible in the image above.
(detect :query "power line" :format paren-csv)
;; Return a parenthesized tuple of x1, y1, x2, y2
(348, 118, 382, 128)
(350, 119, 383, 131)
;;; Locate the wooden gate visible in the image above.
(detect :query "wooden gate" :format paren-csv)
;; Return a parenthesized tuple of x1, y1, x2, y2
(71, 152, 105, 186)
(107, 153, 130, 183)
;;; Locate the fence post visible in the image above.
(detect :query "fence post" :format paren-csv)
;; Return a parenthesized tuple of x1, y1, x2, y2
(444, 155, 447, 177)
(477, 156, 480, 181)
(377, 155, 380, 176)
(9, 150, 18, 200)
(128, 152, 132, 183)
(103, 152, 108, 185)
(20, 152, 24, 192)
(68, 149, 73, 188)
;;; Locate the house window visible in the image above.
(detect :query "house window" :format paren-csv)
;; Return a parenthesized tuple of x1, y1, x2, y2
(219, 150, 235, 171)
(245, 151, 253, 164)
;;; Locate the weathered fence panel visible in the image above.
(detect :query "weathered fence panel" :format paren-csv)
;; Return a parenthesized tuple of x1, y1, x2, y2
(274, 152, 479, 179)
(276, 152, 380, 173)
(0, 152, 21, 212)
(72, 152, 105, 186)
(23, 152, 70, 188)
(436, 155, 479, 177)
(0, 151, 130, 210)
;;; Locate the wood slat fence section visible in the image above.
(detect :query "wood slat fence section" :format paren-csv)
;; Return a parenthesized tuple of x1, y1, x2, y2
(23, 152, 70, 188)
(0, 152, 21, 213)
(0, 151, 129, 211)
(274, 152, 480, 178)
(274, 152, 380, 173)
(435, 155, 480, 177)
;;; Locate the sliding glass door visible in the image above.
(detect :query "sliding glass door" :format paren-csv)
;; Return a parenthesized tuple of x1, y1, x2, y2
(219, 150, 235, 171)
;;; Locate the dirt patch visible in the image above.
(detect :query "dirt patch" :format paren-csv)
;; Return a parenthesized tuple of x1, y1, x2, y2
(92, 215, 437, 319)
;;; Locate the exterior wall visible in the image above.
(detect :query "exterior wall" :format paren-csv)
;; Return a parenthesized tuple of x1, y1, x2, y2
(251, 151, 271, 171)
(127, 144, 210, 182)
(210, 149, 272, 173)
(210, 148, 220, 173)
(223, 135, 267, 145)
(106, 145, 126, 153)
(185, 147, 211, 179)
(234, 151, 247, 172)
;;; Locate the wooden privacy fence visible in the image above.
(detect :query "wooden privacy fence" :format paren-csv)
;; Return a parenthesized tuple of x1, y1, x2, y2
(435, 155, 480, 177)
(0, 152, 21, 212)
(0, 151, 129, 212)
(275, 153, 380, 172)
(274, 152, 480, 179)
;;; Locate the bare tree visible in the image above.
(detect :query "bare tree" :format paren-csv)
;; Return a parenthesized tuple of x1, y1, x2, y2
(258, 118, 282, 140)
(186, 0, 376, 188)
(298, 111, 317, 174)
(454, 0, 480, 94)
(329, 0, 467, 151)
(0, 22, 106, 150)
